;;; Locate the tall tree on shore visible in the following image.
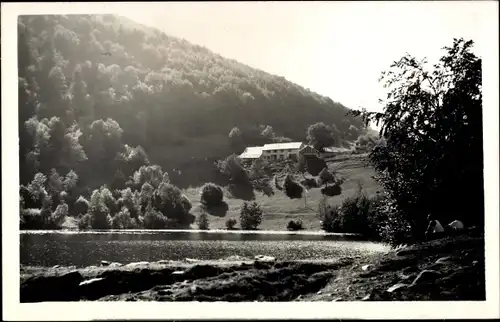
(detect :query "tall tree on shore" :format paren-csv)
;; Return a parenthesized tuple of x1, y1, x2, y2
(350, 38, 483, 240)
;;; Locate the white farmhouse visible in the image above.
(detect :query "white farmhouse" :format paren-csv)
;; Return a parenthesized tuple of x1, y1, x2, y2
(262, 142, 319, 161)
(239, 142, 319, 163)
(238, 146, 264, 164)
(261, 142, 304, 161)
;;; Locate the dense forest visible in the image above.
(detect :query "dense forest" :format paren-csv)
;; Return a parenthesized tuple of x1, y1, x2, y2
(18, 14, 365, 192)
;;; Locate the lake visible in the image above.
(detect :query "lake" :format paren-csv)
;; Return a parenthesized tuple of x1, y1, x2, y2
(20, 230, 389, 268)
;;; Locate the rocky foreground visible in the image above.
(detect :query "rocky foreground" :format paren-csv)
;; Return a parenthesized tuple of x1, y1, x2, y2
(20, 232, 485, 302)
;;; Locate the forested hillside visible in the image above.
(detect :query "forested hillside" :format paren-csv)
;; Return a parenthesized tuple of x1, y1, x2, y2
(18, 14, 365, 191)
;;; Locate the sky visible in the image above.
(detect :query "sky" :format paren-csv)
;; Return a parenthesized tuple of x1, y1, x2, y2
(115, 1, 490, 117)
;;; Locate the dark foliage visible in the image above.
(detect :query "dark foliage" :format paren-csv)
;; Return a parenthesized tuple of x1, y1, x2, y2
(320, 185, 342, 197)
(152, 182, 195, 229)
(320, 187, 383, 241)
(350, 38, 484, 243)
(318, 168, 335, 187)
(200, 183, 224, 208)
(283, 174, 304, 199)
(286, 219, 304, 231)
(307, 122, 336, 151)
(304, 155, 327, 176)
(227, 184, 255, 201)
(225, 218, 238, 230)
(239, 201, 263, 230)
(197, 210, 210, 230)
(202, 201, 229, 218)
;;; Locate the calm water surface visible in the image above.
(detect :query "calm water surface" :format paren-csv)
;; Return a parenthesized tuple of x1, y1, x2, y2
(20, 230, 389, 267)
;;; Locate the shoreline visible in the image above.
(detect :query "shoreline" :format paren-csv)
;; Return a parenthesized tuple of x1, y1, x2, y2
(20, 232, 484, 302)
(19, 228, 363, 237)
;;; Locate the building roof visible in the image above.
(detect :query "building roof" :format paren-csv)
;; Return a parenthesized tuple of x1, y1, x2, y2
(262, 142, 304, 151)
(299, 145, 319, 152)
(323, 146, 351, 153)
(239, 146, 264, 159)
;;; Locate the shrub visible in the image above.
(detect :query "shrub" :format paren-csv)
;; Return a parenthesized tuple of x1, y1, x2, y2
(318, 168, 335, 187)
(320, 187, 382, 240)
(139, 182, 155, 210)
(20, 208, 44, 230)
(354, 134, 378, 153)
(88, 189, 111, 229)
(225, 218, 237, 230)
(47, 168, 64, 202)
(249, 159, 270, 181)
(100, 187, 118, 216)
(202, 201, 229, 217)
(240, 201, 263, 230)
(307, 122, 336, 152)
(51, 202, 69, 228)
(200, 183, 224, 207)
(318, 197, 341, 232)
(78, 213, 92, 230)
(20, 198, 69, 230)
(197, 211, 209, 230)
(119, 145, 150, 174)
(63, 169, 79, 193)
(142, 203, 167, 229)
(253, 179, 274, 197)
(375, 194, 413, 246)
(338, 193, 373, 235)
(152, 182, 195, 228)
(283, 174, 303, 199)
(132, 164, 166, 189)
(217, 154, 251, 185)
(111, 207, 138, 229)
(227, 183, 255, 201)
(118, 188, 141, 218)
(321, 185, 342, 197)
(25, 173, 49, 209)
(305, 155, 327, 176)
(287, 219, 303, 231)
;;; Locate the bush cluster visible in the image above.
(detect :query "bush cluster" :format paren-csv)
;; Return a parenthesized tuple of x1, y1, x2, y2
(225, 218, 237, 230)
(200, 183, 224, 208)
(283, 174, 304, 199)
(319, 187, 384, 241)
(239, 201, 263, 230)
(197, 210, 210, 230)
(286, 219, 303, 231)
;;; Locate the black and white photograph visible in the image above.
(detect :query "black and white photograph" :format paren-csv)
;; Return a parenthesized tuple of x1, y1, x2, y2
(2, 1, 499, 320)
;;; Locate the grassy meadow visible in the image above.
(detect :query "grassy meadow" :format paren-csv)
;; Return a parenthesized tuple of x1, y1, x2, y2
(185, 154, 381, 231)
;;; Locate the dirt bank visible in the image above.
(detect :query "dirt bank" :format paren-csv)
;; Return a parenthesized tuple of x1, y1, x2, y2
(20, 231, 484, 302)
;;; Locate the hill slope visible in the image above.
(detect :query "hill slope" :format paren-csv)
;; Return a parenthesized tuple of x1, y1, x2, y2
(18, 14, 365, 189)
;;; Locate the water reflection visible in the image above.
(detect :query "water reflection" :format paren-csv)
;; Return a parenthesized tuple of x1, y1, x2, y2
(20, 230, 387, 268)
